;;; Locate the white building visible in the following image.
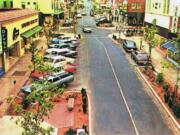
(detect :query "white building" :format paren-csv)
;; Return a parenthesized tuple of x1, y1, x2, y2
(144, 0, 180, 38)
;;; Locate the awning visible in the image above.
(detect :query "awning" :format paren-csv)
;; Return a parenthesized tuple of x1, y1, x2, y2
(168, 47, 178, 53)
(161, 41, 174, 49)
(21, 26, 42, 38)
(32, 26, 42, 33)
(161, 41, 178, 53)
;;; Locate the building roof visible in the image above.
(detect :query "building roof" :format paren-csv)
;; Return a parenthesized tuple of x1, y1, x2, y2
(0, 9, 38, 24)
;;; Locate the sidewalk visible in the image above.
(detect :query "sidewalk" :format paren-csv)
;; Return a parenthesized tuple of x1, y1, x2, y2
(110, 32, 178, 87)
(0, 36, 47, 117)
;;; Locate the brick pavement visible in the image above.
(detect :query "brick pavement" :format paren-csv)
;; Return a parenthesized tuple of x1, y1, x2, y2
(0, 36, 47, 117)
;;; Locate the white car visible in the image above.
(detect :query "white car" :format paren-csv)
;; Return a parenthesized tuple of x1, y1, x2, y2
(44, 55, 75, 69)
(44, 48, 77, 58)
(77, 13, 82, 18)
(82, 25, 92, 33)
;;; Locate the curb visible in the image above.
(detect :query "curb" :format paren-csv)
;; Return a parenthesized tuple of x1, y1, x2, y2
(87, 94, 92, 135)
(136, 68, 180, 130)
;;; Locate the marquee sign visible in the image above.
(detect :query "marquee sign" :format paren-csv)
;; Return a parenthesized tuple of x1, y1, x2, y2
(13, 27, 19, 40)
(1, 27, 8, 52)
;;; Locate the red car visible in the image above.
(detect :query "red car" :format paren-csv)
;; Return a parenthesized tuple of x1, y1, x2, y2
(31, 71, 48, 80)
(63, 64, 76, 73)
(31, 64, 76, 80)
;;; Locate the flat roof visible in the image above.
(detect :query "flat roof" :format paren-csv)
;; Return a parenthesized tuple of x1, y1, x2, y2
(0, 8, 38, 24)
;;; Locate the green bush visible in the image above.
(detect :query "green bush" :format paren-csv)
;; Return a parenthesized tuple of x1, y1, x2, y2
(163, 82, 170, 92)
(81, 88, 87, 96)
(22, 98, 30, 109)
(164, 94, 170, 103)
(156, 73, 164, 84)
(168, 98, 173, 108)
(65, 128, 76, 135)
(82, 103, 87, 113)
(82, 96, 87, 105)
(172, 103, 180, 119)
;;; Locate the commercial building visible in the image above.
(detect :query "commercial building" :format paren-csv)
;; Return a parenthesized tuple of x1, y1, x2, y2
(12, 0, 64, 25)
(0, 0, 13, 8)
(0, 9, 42, 72)
(144, 0, 180, 38)
(112, 0, 145, 26)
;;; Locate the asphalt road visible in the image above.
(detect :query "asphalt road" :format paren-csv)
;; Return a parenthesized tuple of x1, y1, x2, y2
(75, 0, 176, 135)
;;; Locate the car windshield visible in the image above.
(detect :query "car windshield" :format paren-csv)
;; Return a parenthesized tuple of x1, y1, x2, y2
(126, 40, 136, 47)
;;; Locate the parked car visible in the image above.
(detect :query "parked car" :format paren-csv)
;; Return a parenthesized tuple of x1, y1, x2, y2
(64, 64, 76, 73)
(82, 11, 87, 16)
(131, 51, 150, 65)
(123, 39, 137, 52)
(51, 36, 73, 44)
(43, 55, 75, 69)
(82, 25, 92, 33)
(96, 19, 112, 26)
(21, 71, 74, 93)
(48, 43, 77, 50)
(31, 71, 48, 80)
(95, 16, 107, 22)
(50, 33, 65, 38)
(44, 48, 78, 58)
(77, 13, 82, 18)
(64, 38, 80, 45)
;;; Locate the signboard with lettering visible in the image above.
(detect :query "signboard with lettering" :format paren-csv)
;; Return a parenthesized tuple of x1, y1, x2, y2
(1, 27, 8, 52)
(13, 27, 19, 40)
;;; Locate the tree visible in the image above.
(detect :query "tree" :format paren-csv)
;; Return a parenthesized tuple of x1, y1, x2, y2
(8, 79, 64, 135)
(144, 19, 158, 60)
(171, 35, 180, 102)
(30, 43, 38, 72)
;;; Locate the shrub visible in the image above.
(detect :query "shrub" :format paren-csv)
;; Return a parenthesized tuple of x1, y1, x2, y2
(82, 96, 87, 105)
(164, 94, 170, 103)
(81, 88, 87, 96)
(168, 98, 173, 108)
(65, 128, 76, 135)
(82, 125, 88, 134)
(163, 82, 170, 92)
(156, 73, 164, 84)
(22, 98, 30, 109)
(172, 103, 180, 119)
(82, 103, 87, 113)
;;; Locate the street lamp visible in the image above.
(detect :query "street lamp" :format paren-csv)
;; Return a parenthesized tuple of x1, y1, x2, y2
(118, 11, 123, 39)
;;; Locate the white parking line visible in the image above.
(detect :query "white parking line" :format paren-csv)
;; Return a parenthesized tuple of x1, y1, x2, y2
(95, 38, 140, 135)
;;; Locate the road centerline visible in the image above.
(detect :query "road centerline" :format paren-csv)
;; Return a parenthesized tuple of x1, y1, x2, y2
(95, 38, 140, 135)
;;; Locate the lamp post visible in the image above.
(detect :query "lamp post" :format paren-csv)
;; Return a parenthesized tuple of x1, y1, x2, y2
(119, 11, 123, 39)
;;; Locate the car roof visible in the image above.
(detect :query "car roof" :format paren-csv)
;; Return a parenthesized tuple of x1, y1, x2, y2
(46, 71, 70, 80)
(49, 43, 68, 46)
(46, 48, 69, 53)
(125, 40, 135, 43)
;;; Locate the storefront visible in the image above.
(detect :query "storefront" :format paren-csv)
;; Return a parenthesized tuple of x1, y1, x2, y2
(0, 9, 42, 72)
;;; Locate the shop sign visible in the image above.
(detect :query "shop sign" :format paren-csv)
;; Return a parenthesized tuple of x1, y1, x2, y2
(1, 27, 8, 52)
(13, 27, 19, 40)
